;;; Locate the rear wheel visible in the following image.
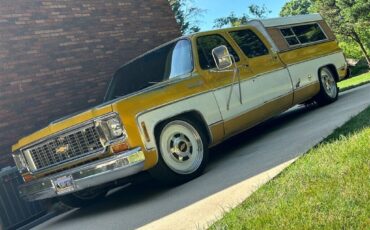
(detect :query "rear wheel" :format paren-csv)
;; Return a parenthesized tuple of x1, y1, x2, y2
(59, 188, 107, 208)
(315, 67, 338, 105)
(149, 118, 209, 185)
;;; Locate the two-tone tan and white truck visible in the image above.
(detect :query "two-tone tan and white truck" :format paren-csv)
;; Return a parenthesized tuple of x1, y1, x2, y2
(11, 14, 348, 207)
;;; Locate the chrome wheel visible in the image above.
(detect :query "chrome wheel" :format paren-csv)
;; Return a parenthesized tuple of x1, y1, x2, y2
(159, 120, 204, 175)
(320, 68, 337, 99)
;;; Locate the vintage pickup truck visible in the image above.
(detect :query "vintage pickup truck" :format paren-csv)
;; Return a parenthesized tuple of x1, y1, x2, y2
(12, 14, 347, 207)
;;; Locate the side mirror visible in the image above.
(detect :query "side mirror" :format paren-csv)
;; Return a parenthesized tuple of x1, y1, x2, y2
(212, 45, 233, 70)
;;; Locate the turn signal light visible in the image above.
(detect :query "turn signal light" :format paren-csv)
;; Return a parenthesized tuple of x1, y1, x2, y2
(141, 121, 150, 142)
(111, 142, 129, 154)
(22, 174, 34, 183)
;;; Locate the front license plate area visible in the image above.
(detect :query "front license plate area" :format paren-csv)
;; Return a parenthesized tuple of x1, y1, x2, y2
(53, 175, 75, 195)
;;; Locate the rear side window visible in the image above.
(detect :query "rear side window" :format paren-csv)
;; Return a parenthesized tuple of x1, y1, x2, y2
(229, 29, 269, 58)
(197, 34, 240, 70)
(167, 39, 193, 79)
(280, 23, 327, 46)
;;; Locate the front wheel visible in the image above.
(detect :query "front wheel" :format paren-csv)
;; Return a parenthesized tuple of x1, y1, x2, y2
(149, 118, 209, 185)
(315, 67, 338, 105)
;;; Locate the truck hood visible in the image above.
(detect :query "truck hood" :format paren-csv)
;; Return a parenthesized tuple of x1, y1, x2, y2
(12, 104, 113, 152)
(12, 77, 178, 152)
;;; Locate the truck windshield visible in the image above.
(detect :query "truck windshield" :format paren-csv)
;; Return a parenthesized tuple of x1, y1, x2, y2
(104, 39, 193, 102)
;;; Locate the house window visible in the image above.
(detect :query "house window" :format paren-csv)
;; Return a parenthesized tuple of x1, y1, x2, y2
(280, 23, 327, 46)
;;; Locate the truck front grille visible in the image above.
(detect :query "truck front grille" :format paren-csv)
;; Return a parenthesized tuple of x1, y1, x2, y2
(23, 123, 104, 172)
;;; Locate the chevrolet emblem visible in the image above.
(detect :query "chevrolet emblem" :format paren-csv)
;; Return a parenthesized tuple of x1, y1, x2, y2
(55, 145, 69, 154)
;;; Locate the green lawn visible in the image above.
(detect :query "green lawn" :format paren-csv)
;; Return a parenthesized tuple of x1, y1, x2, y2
(211, 106, 370, 229)
(338, 72, 370, 91)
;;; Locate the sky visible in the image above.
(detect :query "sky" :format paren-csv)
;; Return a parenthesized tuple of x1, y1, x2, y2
(190, 0, 288, 30)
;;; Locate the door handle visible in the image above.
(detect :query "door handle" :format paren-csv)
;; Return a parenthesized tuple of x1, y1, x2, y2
(238, 64, 249, 69)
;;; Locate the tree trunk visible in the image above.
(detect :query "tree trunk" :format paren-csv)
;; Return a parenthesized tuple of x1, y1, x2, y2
(352, 31, 370, 68)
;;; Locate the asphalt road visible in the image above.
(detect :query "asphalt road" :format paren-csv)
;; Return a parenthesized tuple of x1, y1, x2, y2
(34, 84, 370, 230)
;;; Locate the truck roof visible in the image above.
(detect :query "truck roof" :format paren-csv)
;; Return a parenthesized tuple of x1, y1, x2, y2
(116, 14, 327, 72)
(251, 13, 323, 28)
(188, 14, 325, 52)
(188, 14, 323, 36)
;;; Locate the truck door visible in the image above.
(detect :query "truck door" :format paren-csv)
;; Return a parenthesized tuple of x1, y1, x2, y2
(195, 33, 253, 136)
(195, 29, 294, 136)
(223, 28, 294, 134)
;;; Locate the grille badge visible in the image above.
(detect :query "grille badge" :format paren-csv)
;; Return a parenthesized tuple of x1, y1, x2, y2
(55, 145, 69, 154)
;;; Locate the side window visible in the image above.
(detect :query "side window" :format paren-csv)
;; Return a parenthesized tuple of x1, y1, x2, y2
(280, 28, 300, 46)
(167, 39, 193, 79)
(197, 34, 240, 70)
(229, 29, 269, 58)
(280, 23, 327, 46)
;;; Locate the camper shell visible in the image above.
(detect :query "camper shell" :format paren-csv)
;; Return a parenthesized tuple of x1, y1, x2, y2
(248, 14, 336, 52)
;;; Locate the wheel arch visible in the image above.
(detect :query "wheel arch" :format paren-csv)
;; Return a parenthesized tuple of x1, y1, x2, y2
(153, 110, 212, 147)
(319, 64, 339, 82)
(136, 92, 223, 150)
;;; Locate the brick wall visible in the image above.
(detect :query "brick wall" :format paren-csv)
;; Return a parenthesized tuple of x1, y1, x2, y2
(0, 0, 181, 168)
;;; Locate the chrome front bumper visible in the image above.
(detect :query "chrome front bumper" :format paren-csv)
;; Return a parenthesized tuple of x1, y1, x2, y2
(19, 147, 145, 201)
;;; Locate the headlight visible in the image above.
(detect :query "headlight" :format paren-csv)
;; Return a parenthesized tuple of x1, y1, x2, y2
(106, 117, 124, 137)
(95, 114, 127, 143)
(12, 152, 28, 173)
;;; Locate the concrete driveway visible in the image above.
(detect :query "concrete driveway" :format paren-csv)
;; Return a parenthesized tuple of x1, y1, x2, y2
(34, 84, 370, 230)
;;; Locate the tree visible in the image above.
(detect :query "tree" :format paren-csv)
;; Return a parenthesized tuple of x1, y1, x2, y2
(214, 4, 271, 28)
(280, 0, 313, 17)
(312, 0, 370, 67)
(168, 0, 204, 34)
(214, 12, 249, 28)
(248, 4, 272, 18)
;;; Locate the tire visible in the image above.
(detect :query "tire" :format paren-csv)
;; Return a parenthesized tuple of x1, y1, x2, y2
(315, 67, 338, 106)
(149, 118, 209, 185)
(59, 188, 107, 208)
